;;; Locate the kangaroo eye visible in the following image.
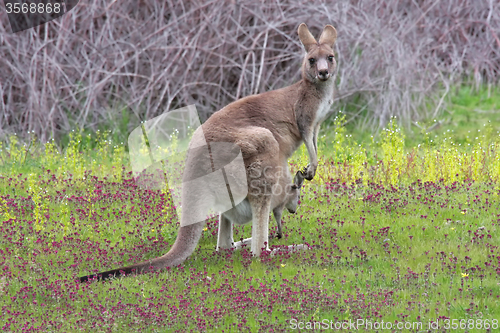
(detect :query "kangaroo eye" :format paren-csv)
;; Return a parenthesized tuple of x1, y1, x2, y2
(308, 58, 316, 65)
(327, 55, 334, 62)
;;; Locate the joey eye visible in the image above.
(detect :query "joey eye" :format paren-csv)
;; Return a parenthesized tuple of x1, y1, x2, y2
(327, 55, 334, 62)
(308, 58, 316, 65)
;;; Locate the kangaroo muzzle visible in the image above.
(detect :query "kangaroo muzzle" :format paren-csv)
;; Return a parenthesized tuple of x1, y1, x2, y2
(316, 58, 330, 81)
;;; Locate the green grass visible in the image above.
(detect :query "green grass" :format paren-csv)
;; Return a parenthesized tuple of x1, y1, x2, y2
(447, 85, 500, 142)
(325, 84, 500, 150)
(0, 86, 500, 332)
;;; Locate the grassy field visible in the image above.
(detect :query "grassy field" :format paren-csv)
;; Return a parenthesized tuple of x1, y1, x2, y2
(1, 87, 500, 332)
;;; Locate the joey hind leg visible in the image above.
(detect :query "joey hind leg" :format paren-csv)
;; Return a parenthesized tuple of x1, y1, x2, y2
(217, 213, 253, 250)
(216, 213, 234, 250)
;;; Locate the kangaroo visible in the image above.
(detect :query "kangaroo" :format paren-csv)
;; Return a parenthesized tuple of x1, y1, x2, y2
(79, 23, 337, 282)
(219, 167, 304, 251)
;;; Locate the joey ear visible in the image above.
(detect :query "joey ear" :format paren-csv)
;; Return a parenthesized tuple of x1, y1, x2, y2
(318, 25, 337, 48)
(298, 23, 317, 52)
(294, 170, 305, 188)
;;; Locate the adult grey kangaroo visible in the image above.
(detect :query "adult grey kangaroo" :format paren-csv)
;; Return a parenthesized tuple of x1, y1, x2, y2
(79, 23, 337, 282)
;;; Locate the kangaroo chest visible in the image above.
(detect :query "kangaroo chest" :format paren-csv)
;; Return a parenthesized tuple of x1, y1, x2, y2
(314, 83, 334, 125)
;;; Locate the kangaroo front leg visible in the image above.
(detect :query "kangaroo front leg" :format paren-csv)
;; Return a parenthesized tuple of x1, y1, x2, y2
(303, 131, 318, 181)
(216, 213, 234, 250)
(313, 122, 321, 155)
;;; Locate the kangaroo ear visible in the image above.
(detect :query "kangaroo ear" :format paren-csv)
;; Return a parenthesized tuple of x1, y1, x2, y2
(294, 170, 305, 188)
(318, 25, 337, 48)
(298, 23, 317, 52)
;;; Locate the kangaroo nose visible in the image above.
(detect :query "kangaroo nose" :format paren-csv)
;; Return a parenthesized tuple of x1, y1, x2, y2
(318, 70, 329, 80)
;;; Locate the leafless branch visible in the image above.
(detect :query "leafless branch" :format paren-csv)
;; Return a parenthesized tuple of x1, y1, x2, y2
(0, 0, 498, 143)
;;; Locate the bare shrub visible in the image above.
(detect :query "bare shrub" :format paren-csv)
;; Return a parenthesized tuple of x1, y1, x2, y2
(0, 0, 498, 143)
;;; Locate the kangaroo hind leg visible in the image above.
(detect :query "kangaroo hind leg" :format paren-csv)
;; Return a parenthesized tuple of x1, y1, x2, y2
(248, 194, 272, 256)
(216, 213, 234, 250)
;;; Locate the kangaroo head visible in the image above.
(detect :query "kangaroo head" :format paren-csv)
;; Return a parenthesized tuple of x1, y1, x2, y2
(286, 170, 305, 213)
(298, 23, 337, 83)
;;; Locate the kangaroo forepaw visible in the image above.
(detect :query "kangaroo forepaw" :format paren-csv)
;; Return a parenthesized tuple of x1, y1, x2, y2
(302, 164, 316, 181)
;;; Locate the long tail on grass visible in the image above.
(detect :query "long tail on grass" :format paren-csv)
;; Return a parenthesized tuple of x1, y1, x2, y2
(79, 221, 205, 283)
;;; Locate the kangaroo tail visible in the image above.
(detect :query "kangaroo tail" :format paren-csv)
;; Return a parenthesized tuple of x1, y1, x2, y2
(79, 221, 205, 283)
